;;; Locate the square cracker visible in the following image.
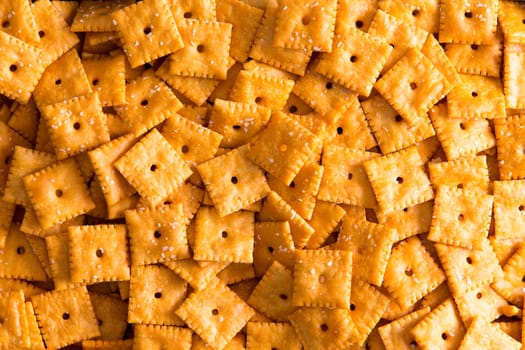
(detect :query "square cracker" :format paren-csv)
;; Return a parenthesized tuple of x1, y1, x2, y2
(421, 33, 460, 86)
(336, 218, 397, 287)
(383, 236, 446, 309)
(89, 293, 128, 340)
(273, 0, 337, 52)
(133, 325, 192, 350)
(197, 145, 269, 217)
(115, 71, 183, 137)
(445, 42, 502, 78)
(378, 307, 431, 349)
(246, 322, 301, 350)
(193, 206, 254, 263)
(111, 0, 184, 68)
(374, 48, 451, 126)
(458, 317, 521, 350)
(494, 180, 525, 240)
(23, 158, 95, 230)
(125, 204, 190, 265)
(492, 243, 525, 307)
(45, 233, 81, 290)
(128, 264, 187, 325)
(39, 92, 110, 160)
(315, 26, 392, 96)
(8, 99, 39, 144)
(247, 111, 321, 185)
(504, 44, 525, 109)
(0, 31, 45, 104)
(253, 221, 295, 276)
(167, 0, 217, 23)
(494, 114, 525, 180)
(378, 0, 440, 33)
(114, 128, 193, 207)
(428, 155, 490, 193)
(452, 284, 509, 325)
(176, 279, 254, 350)
(164, 259, 227, 291)
(363, 145, 434, 214)
(168, 19, 232, 80)
(0, 200, 14, 248)
(439, 0, 498, 44)
(0, 0, 39, 44)
(293, 249, 352, 309)
(83, 54, 126, 107)
(71, 0, 133, 32)
(32, 286, 100, 349)
(428, 186, 493, 250)
(68, 224, 130, 283)
(305, 201, 347, 249)
(499, 1, 525, 44)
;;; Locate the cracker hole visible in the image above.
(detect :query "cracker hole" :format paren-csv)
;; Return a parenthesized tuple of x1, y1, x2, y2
(350, 303, 356, 311)
(289, 105, 298, 113)
(143, 26, 152, 35)
(403, 207, 408, 212)
(55, 189, 63, 197)
(141, 99, 149, 106)
(459, 122, 466, 130)
(92, 79, 99, 86)
(464, 11, 473, 18)
(279, 294, 288, 300)
(348, 173, 353, 180)
(320, 323, 329, 332)
(405, 268, 414, 276)
(395, 115, 403, 122)
(471, 91, 478, 97)
(441, 333, 448, 340)
(16, 246, 25, 255)
(412, 8, 420, 16)
(272, 348, 277, 350)
(62, 312, 70, 320)
(458, 213, 465, 221)
(466, 256, 473, 264)
(4, 156, 9, 165)
(350, 55, 358, 63)
(221, 231, 228, 238)
(183, 12, 192, 18)
(38, 30, 45, 38)
(290, 181, 296, 188)
(318, 274, 326, 284)
(268, 246, 274, 253)
(55, 79, 62, 85)
(98, 319, 103, 326)
(73, 122, 81, 130)
(410, 341, 418, 347)
(212, 308, 219, 315)
(325, 82, 333, 89)
(231, 176, 238, 184)
(150, 164, 157, 172)
(9, 64, 17, 72)
(181, 145, 189, 153)
(232, 125, 241, 130)
(471, 44, 479, 50)
(457, 183, 463, 189)
(337, 126, 343, 135)
(301, 16, 310, 25)
(519, 205, 524, 211)
(154, 292, 162, 298)
(197, 44, 205, 53)
(396, 176, 403, 184)
(522, 19, 525, 24)
(96, 248, 104, 257)
(1, 20, 9, 28)
(522, 275, 525, 282)
(154, 230, 161, 239)
(410, 82, 417, 90)
(476, 292, 483, 299)
(355, 20, 363, 28)
(255, 96, 262, 103)
(389, 43, 395, 48)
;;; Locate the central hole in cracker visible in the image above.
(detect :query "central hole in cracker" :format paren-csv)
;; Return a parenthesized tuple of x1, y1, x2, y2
(154, 230, 161, 238)
(320, 323, 329, 332)
(412, 8, 420, 16)
(9, 64, 17, 72)
(232, 125, 241, 130)
(395, 115, 403, 122)
(55, 189, 63, 197)
(519, 205, 524, 211)
(143, 26, 152, 35)
(458, 213, 465, 221)
(464, 11, 473, 18)
(350, 304, 356, 311)
(325, 82, 333, 90)
(55, 79, 62, 85)
(279, 294, 288, 300)
(410, 82, 417, 90)
(318, 274, 326, 284)
(441, 333, 448, 340)
(150, 164, 158, 172)
(290, 181, 296, 188)
(221, 230, 228, 238)
(348, 173, 353, 180)
(92, 79, 99, 86)
(96, 248, 104, 257)
(471, 44, 479, 50)
(350, 55, 358, 63)
(38, 30, 45, 38)
(16, 246, 25, 255)
(231, 176, 238, 184)
(268, 246, 274, 253)
(405, 268, 414, 276)
(141, 99, 149, 106)
(301, 16, 310, 25)
(1, 20, 9, 28)
(212, 308, 219, 315)
(471, 91, 478, 97)
(457, 183, 463, 189)
(396, 177, 404, 184)
(197, 44, 205, 53)
(62, 312, 70, 320)
(476, 292, 483, 299)
(466, 256, 473, 264)
(337, 127, 343, 135)
(459, 122, 466, 130)
(181, 145, 189, 153)
(255, 96, 262, 103)
(154, 292, 162, 298)
(183, 12, 192, 18)
(289, 105, 298, 113)
(73, 122, 81, 130)
(355, 20, 363, 28)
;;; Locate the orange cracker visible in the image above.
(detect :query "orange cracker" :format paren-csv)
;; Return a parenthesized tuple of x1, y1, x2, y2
(168, 20, 231, 80)
(361, 94, 435, 155)
(445, 42, 502, 78)
(0, 290, 29, 349)
(421, 33, 460, 86)
(429, 103, 496, 160)
(114, 71, 183, 137)
(383, 236, 446, 309)
(336, 218, 397, 286)
(428, 155, 490, 193)
(71, 0, 132, 32)
(499, 1, 525, 44)
(0, 0, 39, 44)
(248, 111, 321, 185)
(89, 292, 128, 340)
(126, 204, 190, 265)
(0, 31, 45, 104)
(25, 234, 52, 280)
(193, 206, 254, 263)
(273, 0, 337, 52)
(24, 301, 45, 350)
(305, 201, 346, 249)
(410, 298, 466, 350)
(246, 322, 301, 350)
(289, 307, 357, 350)
(167, 0, 217, 22)
(458, 317, 521, 350)
(32, 286, 100, 349)
(164, 259, 228, 291)
(367, 9, 429, 72)
(439, 0, 499, 44)
(376, 201, 433, 241)
(114, 128, 193, 206)
(283, 92, 314, 116)
(0, 122, 31, 193)
(208, 99, 271, 148)
(428, 187, 493, 250)
(23, 158, 95, 230)
(45, 233, 81, 290)
(217, 263, 255, 285)
(3, 146, 56, 206)
(453, 284, 510, 325)
(133, 324, 192, 350)
(111, 0, 183, 68)
(31, 0, 80, 67)
(39, 92, 110, 160)
(374, 48, 451, 126)
(435, 238, 502, 296)
(258, 191, 316, 248)
(248, 261, 297, 321)
(216, 0, 264, 62)
(335, 0, 378, 35)
(253, 221, 295, 276)
(363, 145, 434, 214)
(494, 180, 525, 240)
(249, 0, 312, 75)
(197, 145, 269, 216)
(128, 264, 187, 325)
(268, 162, 323, 220)
(378, 307, 431, 349)
(8, 99, 39, 144)
(315, 26, 392, 96)
(0, 200, 14, 248)
(494, 114, 525, 180)
(447, 73, 505, 119)
(68, 224, 130, 283)
(83, 54, 126, 107)
(492, 243, 525, 307)
(378, 0, 441, 33)
(318, 145, 379, 208)
(503, 44, 525, 109)
(176, 279, 254, 349)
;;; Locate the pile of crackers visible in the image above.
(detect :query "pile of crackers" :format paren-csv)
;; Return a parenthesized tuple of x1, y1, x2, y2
(1, 0, 525, 349)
